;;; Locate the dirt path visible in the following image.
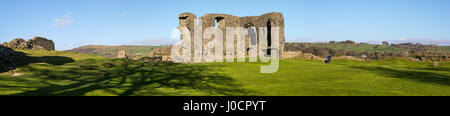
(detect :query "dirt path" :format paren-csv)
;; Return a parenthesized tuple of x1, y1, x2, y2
(11, 72, 23, 77)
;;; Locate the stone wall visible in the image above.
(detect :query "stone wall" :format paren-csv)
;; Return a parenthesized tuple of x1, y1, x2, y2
(178, 12, 286, 60)
(117, 49, 128, 59)
(417, 52, 450, 62)
(2, 37, 55, 51)
(2, 38, 28, 49)
(27, 37, 55, 51)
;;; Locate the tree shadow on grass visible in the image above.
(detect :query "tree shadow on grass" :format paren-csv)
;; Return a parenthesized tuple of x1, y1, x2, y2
(406, 66, 450, 72)
(1, 47, 74, 72)
(350, 66, 450, 86)
(2, 59, 249, 96)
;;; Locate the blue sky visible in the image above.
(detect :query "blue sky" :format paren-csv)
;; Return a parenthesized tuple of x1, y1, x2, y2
(1, 0, 450, 50)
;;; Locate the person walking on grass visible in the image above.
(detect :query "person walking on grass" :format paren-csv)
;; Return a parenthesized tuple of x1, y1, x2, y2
(324, 56, 332, 63)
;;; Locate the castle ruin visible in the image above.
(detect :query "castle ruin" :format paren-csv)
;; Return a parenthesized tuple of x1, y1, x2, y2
(178, 12, 285, 60)
(1, 37, 55, 51)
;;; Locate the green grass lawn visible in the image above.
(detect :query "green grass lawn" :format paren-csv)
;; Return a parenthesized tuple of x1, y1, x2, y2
(67, 45, 167, 58)
(1, 50, 449, 96)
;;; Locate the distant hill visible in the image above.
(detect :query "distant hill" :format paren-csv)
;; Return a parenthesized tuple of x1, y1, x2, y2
(287, 42, 450, 53)
(67, 43, 450, 61)
(66, 45, 168, 58)
(302, 43, 408, 53)
(285, 42, 450, 60)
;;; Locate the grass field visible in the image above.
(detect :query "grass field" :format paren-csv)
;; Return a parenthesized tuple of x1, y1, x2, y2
(66, 45, 167, 58)
(1, 50, 449, 96)
(432, 46, 450, 53)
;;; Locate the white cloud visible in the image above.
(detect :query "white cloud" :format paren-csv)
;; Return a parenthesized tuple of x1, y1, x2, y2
(52, 15, 75, 28)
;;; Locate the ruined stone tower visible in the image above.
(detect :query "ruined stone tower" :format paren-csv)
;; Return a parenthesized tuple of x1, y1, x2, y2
(117, 49, 128, 59)
(178, 12, 285, 60)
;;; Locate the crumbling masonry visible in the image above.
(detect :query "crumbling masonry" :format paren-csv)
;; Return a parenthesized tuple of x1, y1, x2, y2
(178, 12, 285, 60)
(1, 37, 55, 51)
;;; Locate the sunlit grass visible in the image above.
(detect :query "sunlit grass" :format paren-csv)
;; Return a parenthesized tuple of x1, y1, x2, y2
(1, 50, 450, 96)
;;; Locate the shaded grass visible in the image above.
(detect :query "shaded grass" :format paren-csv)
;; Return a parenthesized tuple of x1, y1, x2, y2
(16, 49, 103, 61)
(1, 49, 79, 73)
(0, 59, 249, 96)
